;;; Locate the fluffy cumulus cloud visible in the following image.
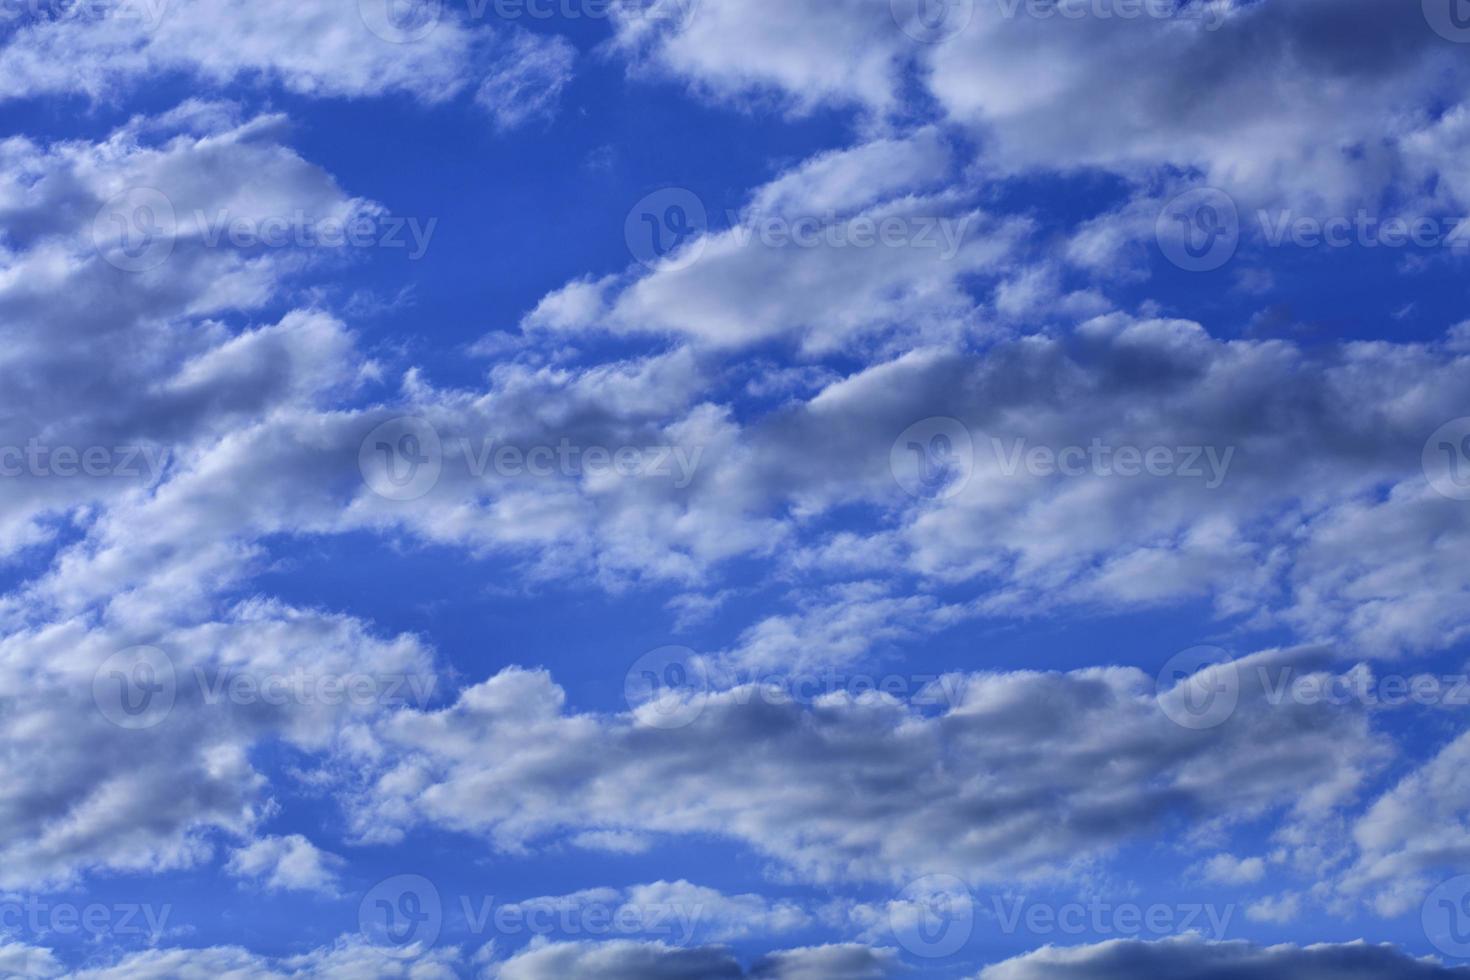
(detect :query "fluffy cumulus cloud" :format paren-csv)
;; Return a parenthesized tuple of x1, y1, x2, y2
(530, 128, 1031, 354)
(0, 0, 578, 116)
(6, 0, 1470, 975)
(490, 939, 905, 979)
(976, 935, 1470, 979)
(350, 647, 1387, 884)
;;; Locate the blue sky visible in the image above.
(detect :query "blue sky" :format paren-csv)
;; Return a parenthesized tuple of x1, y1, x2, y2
(4, 0, 1470, 977)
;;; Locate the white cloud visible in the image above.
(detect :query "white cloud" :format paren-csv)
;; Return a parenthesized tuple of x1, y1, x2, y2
(354, 647, 1386, 885)
(476, 30, 577, 131)
(976, 935, 1467, 979)
(226, 834, 345, 895)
